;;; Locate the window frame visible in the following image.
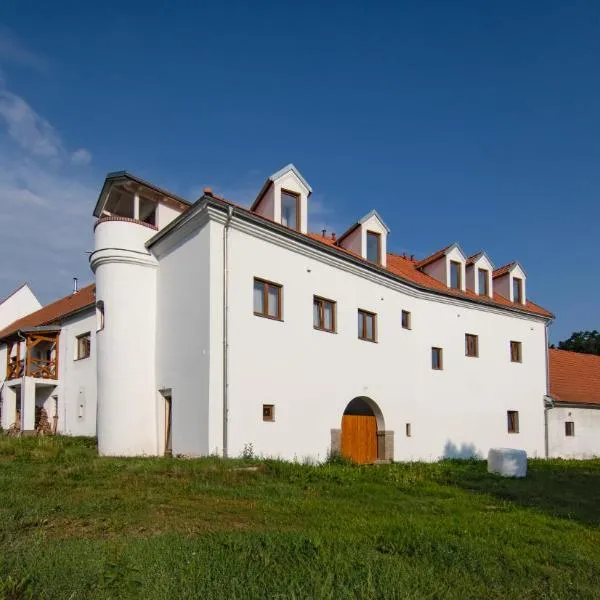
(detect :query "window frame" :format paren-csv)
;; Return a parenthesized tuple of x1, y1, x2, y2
(401, 310, 412, 330)
(358, 308, 377, 342)
(450, 260, 462, 290)
(565, 421, 575, 437)
(510, 340, 522, 363)
(313, 296, 337, 333)
(263, 404, 275, 422)
(507, 410, 519, 434)
(366, 230, 382, 264)
(465, 333, 479, 358)
(280, 188, 301, 231)
(512, 277, 523, 303)
(478, 268, 489, 296)
(253, 278, 283, 321)
(75, 332, 91, 361)
(431, 347, 443, 370)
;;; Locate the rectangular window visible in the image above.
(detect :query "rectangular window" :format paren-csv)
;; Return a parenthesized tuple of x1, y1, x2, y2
(465, 334, 479, 357)
(565, 421, 575, 437)
(96, 301, 105, 332)
(358, 309, 377, 342)
(450, 261, 462, 289)
(406, 423, 412, 437)
(401, 310, 411, 330)
(313, 296, 336, 332)
(253, 278, 282, 320)
(478, 268, 489, 295)
(281, 190, 300, 231)
(431, 347, 443, 370)
(507, 410, 519, 433)
(263, 404, 275, 422)
(510, 341, 522, 363)
(76, 332, 91, 360)
(513, 277, 523, 303)
(366, 231, 381, 264)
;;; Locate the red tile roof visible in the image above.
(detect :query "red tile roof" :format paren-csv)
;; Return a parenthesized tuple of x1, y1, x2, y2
(199, 191, 552, 319)
(549, 349, 600, 405)
(492, 262, 516, 279)
(414, 244, 454, 269)
(0, 284, 96, 341)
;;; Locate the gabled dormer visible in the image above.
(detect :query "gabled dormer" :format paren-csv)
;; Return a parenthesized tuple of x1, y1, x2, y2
(336, 210, 390, 267)
(493, 262, 527, 305)
(416, 243, 467, 291)
(466, 252, 494, 298)
(250, 164, 312, 234)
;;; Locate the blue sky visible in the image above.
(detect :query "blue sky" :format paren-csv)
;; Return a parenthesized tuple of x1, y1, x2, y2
(0, 1, 598, 342)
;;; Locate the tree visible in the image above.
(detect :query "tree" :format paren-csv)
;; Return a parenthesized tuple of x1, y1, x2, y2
(555, 330, 600, 355)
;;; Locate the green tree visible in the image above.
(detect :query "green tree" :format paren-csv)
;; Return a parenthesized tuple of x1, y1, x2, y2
(556, 330, 600, 355)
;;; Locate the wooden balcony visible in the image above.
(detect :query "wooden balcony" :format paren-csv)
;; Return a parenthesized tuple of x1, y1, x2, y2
(5, 331, 59, 381)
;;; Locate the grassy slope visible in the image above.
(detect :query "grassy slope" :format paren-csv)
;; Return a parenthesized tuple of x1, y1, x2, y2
(1, 437, 599, 599)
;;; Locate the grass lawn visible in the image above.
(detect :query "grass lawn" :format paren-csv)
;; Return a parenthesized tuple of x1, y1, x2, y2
(1, 437, 600, 599)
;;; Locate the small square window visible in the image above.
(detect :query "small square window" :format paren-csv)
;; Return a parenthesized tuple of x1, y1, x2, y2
(565, 421, 575, 437)
(465, 334, 479, 357)
(263, 404, 275, 422)
(507, 410, 519, 434)
(401, 310, 411, 330)
(76, 332, 91, 360)
(406, 423, 412, 437)
(510, 341, 522, 363)
(431, 347, 443, 370)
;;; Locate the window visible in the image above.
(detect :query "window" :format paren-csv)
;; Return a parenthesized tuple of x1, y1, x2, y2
(565, 421, 575, 437)
(431, 347, 443, 370)
(263, 404, 274, 422)
(358, 309, 377, 342)
(366, 231, 381, 264)
(465, 334, 479, 357)
(510, 341, 522, 363)
(450, 261, 462, 289)
(513, 277, 523, 303)
(96, 301, 104, 332)
(406, 423, 412, 437)
(76, 332, 91, 360)
(313, 296, 336, 332)
(478, 268, 489, 296)
(253, 278, 282, 320)
(281, 189, 300, 231)
(401, 310, 411, 330)
(507, 410, 519, 433)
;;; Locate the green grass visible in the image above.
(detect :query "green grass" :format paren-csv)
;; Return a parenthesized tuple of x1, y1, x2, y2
(1, 437, 599, 599)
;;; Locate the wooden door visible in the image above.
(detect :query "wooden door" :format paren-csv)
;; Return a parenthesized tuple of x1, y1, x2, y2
(341, 414, 377, 464)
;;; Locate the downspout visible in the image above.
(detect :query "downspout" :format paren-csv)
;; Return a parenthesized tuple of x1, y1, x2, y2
(223, 205, 234, 458)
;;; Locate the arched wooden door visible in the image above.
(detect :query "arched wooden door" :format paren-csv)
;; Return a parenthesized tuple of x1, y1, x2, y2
(341, 413, 377, 464)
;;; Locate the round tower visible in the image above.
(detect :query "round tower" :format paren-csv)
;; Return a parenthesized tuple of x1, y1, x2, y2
(91, 216, 159, 456)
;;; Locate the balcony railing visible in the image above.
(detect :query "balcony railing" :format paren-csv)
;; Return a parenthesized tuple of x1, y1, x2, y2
(5, 332, 60, 381)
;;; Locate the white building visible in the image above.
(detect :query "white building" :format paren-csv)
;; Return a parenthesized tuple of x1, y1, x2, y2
(547, 348, 600, 459)
(0, 284, 97, 436)
(87, 165, 555, 461)
(0, 283, 41, 330)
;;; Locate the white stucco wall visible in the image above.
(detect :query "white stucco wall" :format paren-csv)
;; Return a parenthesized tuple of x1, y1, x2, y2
(157, 203, 185, 229)
(154, 219, 213, 457)
(56, 310, 97, 436)
(0, 285, 41, 330)
(206, 217, 547, 462)
(548, 405, 600, 458)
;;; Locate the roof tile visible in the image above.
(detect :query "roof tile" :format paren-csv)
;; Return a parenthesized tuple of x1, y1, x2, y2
(549, 348, 600, 405)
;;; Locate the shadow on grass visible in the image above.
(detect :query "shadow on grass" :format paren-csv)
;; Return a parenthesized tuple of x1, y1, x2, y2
(437, 458, 600, 527)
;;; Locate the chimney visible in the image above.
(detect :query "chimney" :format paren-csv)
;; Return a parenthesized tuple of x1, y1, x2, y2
(72, 277, 78, 294)
(322, 229, 327, 238)
(331, 232, 336, 242)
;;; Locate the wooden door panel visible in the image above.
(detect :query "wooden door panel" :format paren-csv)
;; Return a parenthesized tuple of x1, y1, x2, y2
(341, 415, 377, 464)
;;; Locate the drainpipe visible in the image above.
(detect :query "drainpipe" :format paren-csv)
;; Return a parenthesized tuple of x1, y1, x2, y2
(222, 205, 234, 458)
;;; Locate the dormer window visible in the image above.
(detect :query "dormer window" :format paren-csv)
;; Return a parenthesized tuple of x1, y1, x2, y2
(281, 189, 300, 231)
(366, 231, 381, 263)
(478, 268, 489, 296)
(450, 261, 462, 289)
(513, 277, 523, 304)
